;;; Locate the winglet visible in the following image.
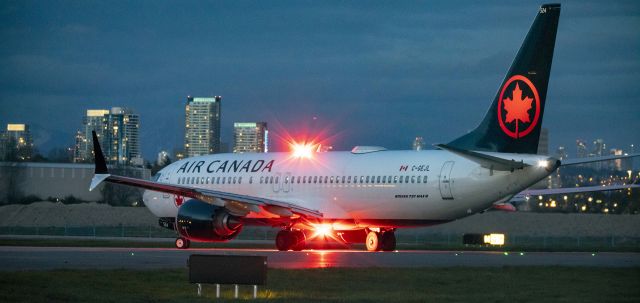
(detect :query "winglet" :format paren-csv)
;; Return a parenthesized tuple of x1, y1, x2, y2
(92, 131, 108, 174)
(89, 173, 110, 191)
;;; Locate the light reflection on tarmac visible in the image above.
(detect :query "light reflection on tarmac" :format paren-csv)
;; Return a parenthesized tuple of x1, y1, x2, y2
(1, 246, 639, 271)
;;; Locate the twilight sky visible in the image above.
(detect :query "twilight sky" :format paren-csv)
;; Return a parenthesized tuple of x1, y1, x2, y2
(1, 0, 639, 160)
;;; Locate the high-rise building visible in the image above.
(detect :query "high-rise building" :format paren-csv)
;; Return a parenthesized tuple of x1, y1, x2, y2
(157, 150, 170, 166)
(412, 137, 425, 151)
(537, 128, 549, 155)
(233, 122, 268, 153)
(184, 96, 221, 157)
(576, 140, 587, 158)
(556, 146, 567, 160)
(102, 107, 141, 165)
(0, 124, 33, 161)
(73, 109, 109, 163)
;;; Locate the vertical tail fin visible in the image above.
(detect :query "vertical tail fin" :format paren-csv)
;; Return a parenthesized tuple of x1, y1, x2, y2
(448, 4, 560, 154)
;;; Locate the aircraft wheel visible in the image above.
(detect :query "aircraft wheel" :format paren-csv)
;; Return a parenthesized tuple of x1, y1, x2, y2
(380, 231, 396, 251)
(365, 231, 381, 251)
(291, 230, 306, 251)
(175, 237, 190, 249)
(276, 230, 292, 251)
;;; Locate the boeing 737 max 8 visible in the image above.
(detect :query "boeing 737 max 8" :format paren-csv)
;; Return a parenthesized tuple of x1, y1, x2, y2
(89, 4, 638, 251)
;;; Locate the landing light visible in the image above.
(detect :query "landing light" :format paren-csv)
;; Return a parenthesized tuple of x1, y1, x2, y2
(310, 223, 333, 239)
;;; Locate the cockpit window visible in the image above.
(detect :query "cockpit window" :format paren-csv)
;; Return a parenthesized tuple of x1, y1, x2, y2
(153, 173, 161, 182)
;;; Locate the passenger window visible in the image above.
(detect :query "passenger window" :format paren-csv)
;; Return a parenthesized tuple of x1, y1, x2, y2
(275, 176, 279, 184)
(270, 176, 274, 184)
(411, 176, 415, 183)
(249, 176, 253, 184)
(376, 176, 381, 183)
(347, 176, 352, 183)
(221, 177, 225, 184)
(382, 176, 386, 183)
(360, 176, 365, 183)
(405, 176, 410, 183)
(324, 176, 328, 183)
(417, 176, 421, 183)
(238, 177, 242, 184)
(313, 176, 318, 184)
(423, 176, 428, 183)
(330, 176, 334, 184)
(233, 177, 237, 184)
(303, 176, 307, 183)
(365, 176, 370, 183)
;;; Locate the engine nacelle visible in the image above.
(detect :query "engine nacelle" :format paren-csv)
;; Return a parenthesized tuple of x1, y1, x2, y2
(176, 199, 242, 242)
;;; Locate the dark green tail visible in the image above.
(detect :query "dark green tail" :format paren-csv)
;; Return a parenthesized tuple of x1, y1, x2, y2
(448, 4, 560, 154)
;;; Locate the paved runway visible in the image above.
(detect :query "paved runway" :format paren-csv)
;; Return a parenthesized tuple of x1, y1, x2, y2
(1, 246, 639, 271)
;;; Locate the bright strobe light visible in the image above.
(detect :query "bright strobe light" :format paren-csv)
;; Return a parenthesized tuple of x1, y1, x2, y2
(291, 142, 316, 159)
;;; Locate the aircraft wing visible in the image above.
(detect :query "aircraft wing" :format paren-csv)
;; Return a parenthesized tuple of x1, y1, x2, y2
(560, 153, 639, 166)
(511, 183, 639, 202)
(88, 132, 322, 219)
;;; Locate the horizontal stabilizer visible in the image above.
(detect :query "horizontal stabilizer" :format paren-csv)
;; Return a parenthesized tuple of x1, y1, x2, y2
(436, 144, 529, 171)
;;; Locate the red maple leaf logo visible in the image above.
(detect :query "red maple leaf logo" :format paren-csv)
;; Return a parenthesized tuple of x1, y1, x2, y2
(174, 195, 184, 207)
(497, 75, 540, 139)
(503, 82, 533, 137)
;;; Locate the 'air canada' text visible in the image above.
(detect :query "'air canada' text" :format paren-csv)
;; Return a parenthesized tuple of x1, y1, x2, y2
(176, 159, 275, 174)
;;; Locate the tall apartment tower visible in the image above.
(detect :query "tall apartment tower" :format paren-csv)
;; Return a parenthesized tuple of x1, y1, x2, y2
(537, 128, 549, 155)
(102, 107, 141, 165)
(412, 136, 425, 151)
(74, 109, 109, 163)
(184, 96, 221, 157)
(233, 122, 268, 153)
(0, 124, 33, 161)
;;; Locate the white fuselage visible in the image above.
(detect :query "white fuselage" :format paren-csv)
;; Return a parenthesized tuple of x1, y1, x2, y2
(142, 149, 553, 228)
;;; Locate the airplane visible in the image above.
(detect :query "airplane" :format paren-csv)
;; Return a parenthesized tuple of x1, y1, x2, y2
(89, 3, 638, 251)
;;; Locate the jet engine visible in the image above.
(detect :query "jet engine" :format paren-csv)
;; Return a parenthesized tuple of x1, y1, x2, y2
(176, 199, 242, 241)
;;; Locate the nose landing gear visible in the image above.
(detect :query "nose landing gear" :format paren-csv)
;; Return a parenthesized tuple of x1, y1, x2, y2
(175, 237, 191, 249)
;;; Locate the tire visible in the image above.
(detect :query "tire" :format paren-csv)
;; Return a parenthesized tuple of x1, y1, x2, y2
(175, 237, 190, 249)
(380, 231, 396, 251)
(291, 230, 306, 251)
(366, 231, 381, 251)
(276, 230, 292, 251)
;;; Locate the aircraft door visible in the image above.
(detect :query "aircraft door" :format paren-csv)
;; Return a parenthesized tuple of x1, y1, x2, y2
(273, 173, 282, 193)
(439, 161, 454, 200)
(282, 172, 292, 193)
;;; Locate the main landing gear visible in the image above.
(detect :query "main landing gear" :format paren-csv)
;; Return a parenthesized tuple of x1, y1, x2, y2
(276, 229, 306, 251)
(175, 237, 191, 249)
(365, 229, 396, 251)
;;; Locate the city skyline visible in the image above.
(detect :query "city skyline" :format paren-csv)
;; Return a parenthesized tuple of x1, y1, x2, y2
(1, 1, 638, 159)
